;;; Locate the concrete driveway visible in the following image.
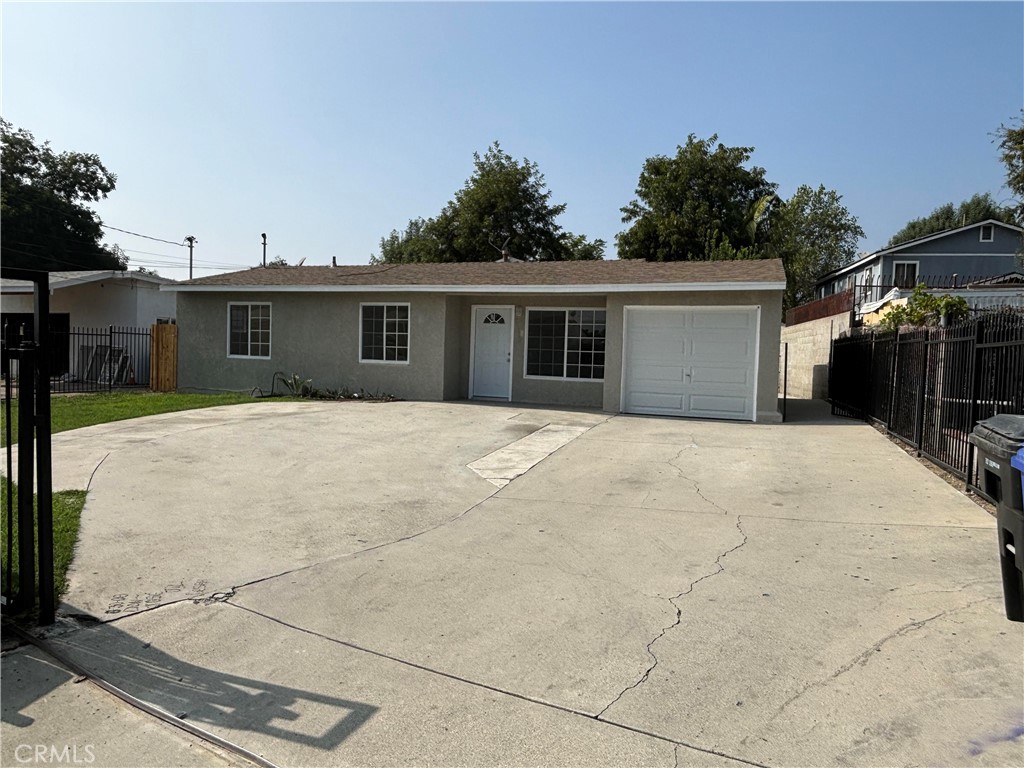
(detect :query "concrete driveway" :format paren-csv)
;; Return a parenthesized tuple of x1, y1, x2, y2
(3, 400, 1022, 767)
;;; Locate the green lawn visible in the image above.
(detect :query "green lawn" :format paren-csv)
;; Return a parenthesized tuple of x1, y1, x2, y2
(1, 475, 87, 612)
(1, 391, 270, 620)
(1, 391, 264, 447)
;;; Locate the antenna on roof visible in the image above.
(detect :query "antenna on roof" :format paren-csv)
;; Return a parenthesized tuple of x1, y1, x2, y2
(488, 235, 512, 262)
(296, 257, 306, 267)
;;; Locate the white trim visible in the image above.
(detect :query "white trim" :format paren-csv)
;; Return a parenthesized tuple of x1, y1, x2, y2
(522, 307, 607, 382)
(358, 301, 411, 365)
(980, 224, 995, 242)
(619, 304, 761, 422)
(226, 302, 272, 359)
(165, 281, 787, 294)
(892, 260, 920, 287)
(469, 305, 514, 401)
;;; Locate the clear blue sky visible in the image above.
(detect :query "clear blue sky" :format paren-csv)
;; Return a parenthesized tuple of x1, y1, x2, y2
(3, 1, 1021, 280)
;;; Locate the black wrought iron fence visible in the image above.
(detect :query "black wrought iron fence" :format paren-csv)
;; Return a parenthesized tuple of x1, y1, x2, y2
(830, 312, 1024, 491)
(3, 324, 151, 393)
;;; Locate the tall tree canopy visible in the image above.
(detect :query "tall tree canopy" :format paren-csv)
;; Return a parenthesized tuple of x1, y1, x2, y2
(770, 184, 865, 309)
(996, 110, 1024, 227)
(373, 142, 604, 263)
(616, 134, 778, 261)
(1, 119, 126, 272)
(886, 192, 1015, 247)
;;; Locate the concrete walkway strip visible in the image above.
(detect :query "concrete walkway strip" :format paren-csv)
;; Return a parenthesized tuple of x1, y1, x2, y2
(467, 424, 592, 487)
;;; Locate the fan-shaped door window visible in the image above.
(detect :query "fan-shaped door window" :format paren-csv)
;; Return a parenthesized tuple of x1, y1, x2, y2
(483, 313, 505, 324)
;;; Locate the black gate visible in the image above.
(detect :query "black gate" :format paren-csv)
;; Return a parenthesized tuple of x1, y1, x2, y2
(830, 313, 1024, 491)
(1, 268, 56, 625)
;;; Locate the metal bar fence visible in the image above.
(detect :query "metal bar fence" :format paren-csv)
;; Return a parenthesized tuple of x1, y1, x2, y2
(830, 312, 1024, 483)
(48, 326, 151, 393)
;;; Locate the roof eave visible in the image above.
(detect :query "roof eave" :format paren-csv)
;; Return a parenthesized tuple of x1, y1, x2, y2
(165, 281, 787, 294)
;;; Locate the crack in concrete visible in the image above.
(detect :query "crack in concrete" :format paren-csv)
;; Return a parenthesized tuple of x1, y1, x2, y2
(668, 451, 730, 515)
(226, 600, 772, 768)
(596, 514, 749, 720)
(750, 597, 995, 740)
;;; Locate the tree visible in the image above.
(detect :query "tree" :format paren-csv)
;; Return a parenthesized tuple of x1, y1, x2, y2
(1, 119, 126, 271)
(886, 192, 1015, 247)
(616, 134, 777, 261)
(373, 142, 604, 263)
(768, 184, 865, 309)
(996, 109, 1024, 227)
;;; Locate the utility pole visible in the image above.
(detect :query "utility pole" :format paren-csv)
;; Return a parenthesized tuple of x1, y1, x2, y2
(184, 236, 198, 280)
(261, 233, 267, 267)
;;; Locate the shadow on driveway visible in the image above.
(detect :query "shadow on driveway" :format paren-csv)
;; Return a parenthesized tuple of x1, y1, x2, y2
(4, 608, 378, 752)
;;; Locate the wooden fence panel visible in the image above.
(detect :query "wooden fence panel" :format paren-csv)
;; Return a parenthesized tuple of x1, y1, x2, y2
(150, 323, 177, 392)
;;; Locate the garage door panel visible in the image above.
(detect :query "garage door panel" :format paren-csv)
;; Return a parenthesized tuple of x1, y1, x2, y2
(689, 339, 753, 361)
(688, 394, 750, 417)
(691, 311, 754, 330)
(628, 392, 685, 411)
(690, 366, 752, 386)
(624, 308, 757, 422)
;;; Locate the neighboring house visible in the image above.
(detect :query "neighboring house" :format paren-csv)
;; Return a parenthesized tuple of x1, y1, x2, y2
(859, 271, 1024, 324)
(167, 259, 786, 422)
(0, 270, 177, 386)
(815, 219, 1023, 305)
(0, 270, 177, 329)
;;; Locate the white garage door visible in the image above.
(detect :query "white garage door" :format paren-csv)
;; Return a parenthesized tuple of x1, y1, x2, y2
(623, 307, 758, 421)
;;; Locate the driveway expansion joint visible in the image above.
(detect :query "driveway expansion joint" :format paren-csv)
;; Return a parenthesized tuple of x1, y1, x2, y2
(225, 599, 772, 768)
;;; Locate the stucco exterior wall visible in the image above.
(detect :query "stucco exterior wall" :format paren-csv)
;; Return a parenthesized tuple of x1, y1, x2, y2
(602, 290, 783, 422)
(443, 293, 606, 409)
(779, 310, 852, 400)
(176, 291, 446, 399)
(178, 287, 784, 420)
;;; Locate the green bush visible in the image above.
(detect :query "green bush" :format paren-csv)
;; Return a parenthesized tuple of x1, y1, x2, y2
(877, 284, 970, 332)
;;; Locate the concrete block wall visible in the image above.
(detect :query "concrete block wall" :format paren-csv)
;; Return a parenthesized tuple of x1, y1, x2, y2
(779, 311, 851, 400)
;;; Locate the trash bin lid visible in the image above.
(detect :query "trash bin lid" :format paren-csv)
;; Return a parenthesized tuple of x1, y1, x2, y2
(973, 414, 1024, 452)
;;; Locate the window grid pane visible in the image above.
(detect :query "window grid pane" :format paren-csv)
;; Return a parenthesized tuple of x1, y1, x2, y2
(527, 309, 604, 379)
(229, 304, 270, 357)
(362, 304, 409, 361)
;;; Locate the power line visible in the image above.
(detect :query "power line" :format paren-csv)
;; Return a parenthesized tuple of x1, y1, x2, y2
(99, 223, 186, 247)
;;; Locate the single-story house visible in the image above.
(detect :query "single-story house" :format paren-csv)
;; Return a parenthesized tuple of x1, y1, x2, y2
(166, 259, 786, 422)
(0, 269, 177, 329)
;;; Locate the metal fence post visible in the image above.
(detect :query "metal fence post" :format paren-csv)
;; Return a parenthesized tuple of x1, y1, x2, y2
(914, 329, 929, 453)
(886, 328, 900, 428)
(965, 318, 986, 491)
(34, 277, 54, 625)
(108, 325, 114, 393)
(15, 344, 35, 611)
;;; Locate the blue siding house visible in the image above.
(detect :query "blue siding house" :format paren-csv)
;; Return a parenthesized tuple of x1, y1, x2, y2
(815, 219, 1022, 302)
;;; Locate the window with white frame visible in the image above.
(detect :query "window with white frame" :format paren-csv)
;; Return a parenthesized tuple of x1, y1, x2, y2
(361, 303, 409, 362)
(980, 224, 994, 242)
(228, 303, 271, 358)
(894, 261, 918, 289)
(526, 309, 605, 380)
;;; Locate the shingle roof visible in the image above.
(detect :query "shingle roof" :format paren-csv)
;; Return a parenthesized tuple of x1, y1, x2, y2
(173, 259, 786, 290)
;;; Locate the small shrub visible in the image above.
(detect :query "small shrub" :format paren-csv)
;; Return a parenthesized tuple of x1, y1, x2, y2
(876, 284, 970, 332)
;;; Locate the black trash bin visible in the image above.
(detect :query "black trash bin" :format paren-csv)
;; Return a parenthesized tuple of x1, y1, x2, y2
(968, 414, 1024, 510)
(970, 416, 1024, 622)
(1000, 449, 1024, 623)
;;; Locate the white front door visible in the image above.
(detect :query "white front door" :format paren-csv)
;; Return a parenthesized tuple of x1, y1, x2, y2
(472, 306, 513, 399)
